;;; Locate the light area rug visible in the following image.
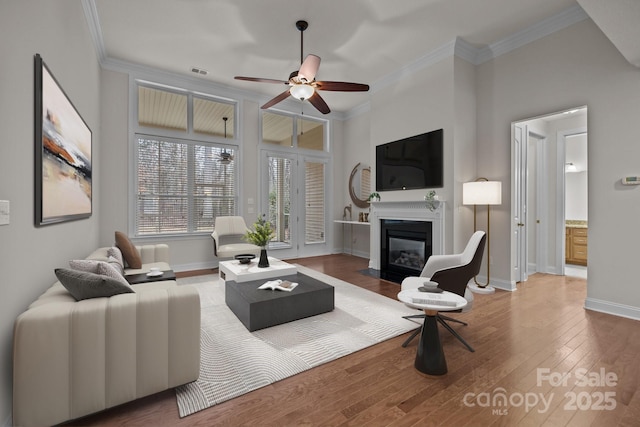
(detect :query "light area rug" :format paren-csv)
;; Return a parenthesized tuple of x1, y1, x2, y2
(175, 264, 417, 417)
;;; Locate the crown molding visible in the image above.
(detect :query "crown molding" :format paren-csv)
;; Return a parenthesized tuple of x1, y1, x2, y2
(475, 4, 589, 64)
(342, 101, 371, 121)
(453, 37, 480, 64)
(371, 39, 457, 94)
(81, 0, 106, 63)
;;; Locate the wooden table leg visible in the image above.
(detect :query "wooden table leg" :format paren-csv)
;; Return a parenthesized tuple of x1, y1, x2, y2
(414, 309, 447, 375)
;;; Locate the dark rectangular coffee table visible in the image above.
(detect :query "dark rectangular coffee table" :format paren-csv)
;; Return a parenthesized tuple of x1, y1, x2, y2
(225, 272, 334, 331)
(125, 270, 176, 285)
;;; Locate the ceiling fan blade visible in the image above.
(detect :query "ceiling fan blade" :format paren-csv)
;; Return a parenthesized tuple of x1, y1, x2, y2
(315, 81, 370, 92)
(308, 92, 331, 114)
(235, 76, 289, 85)
(298, 54, 321, 82)
(261, 89, 292, 110)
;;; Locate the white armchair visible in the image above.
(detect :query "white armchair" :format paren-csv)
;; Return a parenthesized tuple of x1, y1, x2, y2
(211, 216, 261, 259)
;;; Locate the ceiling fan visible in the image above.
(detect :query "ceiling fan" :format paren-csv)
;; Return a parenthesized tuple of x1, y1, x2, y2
(235, 20, 369, 114)
(216, 117, 233, 164)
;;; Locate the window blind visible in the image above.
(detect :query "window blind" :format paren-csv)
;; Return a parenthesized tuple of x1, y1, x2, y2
(136, 135, 236, 236)
(305, 161, 325, 243)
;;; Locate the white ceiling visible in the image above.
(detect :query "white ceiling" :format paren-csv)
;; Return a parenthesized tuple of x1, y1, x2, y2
(89, 0, 637, 113)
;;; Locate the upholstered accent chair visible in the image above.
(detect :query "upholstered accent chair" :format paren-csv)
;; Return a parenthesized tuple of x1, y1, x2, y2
(399, 231, 486, 351)
(211, 216, 261, 259)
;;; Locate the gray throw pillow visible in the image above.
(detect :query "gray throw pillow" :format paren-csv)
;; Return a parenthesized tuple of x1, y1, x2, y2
(96, 262, 129, 285)
(55, 268, 135, 301)
(69, 259, 100, 273)
(69, 258, 126, 279)
(107, 246, 125, 273)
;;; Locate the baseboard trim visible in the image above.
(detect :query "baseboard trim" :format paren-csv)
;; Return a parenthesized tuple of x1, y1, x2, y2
(173, 261, 217, 273)
(475, 275, 517, 292)
(584, 298, 640, 321)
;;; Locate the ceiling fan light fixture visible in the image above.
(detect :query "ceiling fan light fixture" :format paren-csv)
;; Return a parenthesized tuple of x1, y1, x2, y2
(290, 84, 314, 101)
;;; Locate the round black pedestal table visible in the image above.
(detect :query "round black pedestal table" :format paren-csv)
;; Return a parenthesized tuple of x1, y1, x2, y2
(397, 289, 468, 376)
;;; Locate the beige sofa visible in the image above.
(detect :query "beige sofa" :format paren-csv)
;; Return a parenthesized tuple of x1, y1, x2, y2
(13, 244, 201, 427)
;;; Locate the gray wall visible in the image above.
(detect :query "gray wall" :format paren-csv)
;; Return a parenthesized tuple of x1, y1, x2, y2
(0, 1, 102, 423)
(344, 18, 640, 313)
(476, 19, 640, 307)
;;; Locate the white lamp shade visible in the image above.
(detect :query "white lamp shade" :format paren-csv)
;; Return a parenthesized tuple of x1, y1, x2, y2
(463, 181, 502, 205)
(289, 84, 315, 100)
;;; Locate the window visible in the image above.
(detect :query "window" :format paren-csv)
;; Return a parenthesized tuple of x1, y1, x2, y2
(193, 97, 235, 138)
(134, 83, 238, 236)
(297, 117, 324, 151)
(263, 113, 293, 147)
(138, 86, 187, 131)
(262, 111, 325, 150)
(136, 136, 236, 235)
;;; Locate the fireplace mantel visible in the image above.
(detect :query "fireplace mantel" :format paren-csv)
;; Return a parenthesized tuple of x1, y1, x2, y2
(369, 200, 445, 270)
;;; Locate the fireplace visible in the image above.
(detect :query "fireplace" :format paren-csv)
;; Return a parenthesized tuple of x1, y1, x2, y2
(368, 200, 445, 282)
(380, 220, 432, 282)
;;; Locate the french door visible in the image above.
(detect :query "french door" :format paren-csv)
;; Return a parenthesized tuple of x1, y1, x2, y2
(261, 150, 328, 259)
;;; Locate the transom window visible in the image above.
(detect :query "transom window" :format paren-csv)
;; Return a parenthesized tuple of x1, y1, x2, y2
(262, 112, 325, 151)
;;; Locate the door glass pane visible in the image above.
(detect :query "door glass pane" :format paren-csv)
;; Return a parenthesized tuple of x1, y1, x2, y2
(193, 98, 235, 138)
(267, 155, 291, 246)
(305, 161, 325, 243)
(263, 112, 293, 146)
(298, 118, 324, 151)
(138, 86, 187, 131)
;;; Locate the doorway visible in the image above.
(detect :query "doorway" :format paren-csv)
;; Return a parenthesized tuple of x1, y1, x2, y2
(260, 150, 329, 260)
(512, 107, 588, 283)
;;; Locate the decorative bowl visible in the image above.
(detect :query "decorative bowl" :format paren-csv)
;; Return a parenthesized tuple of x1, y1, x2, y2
(235, 254, 256, 264)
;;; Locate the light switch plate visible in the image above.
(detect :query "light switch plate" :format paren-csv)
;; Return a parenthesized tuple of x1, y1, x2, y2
(0, 200, 9, 225)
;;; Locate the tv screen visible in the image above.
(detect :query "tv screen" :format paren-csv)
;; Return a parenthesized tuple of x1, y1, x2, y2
(376, 128, 443, 191)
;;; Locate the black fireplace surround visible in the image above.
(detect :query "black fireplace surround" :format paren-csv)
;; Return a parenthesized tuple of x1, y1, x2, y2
(380, 219, 432, 283)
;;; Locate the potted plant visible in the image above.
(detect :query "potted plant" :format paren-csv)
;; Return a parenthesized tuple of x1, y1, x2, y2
(424, 190, 438, 211)
(367, 192, 381, 202)
(244, 214, 275, 268)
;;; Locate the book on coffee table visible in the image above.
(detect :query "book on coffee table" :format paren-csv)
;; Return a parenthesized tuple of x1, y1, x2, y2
(258, 279, 298, 292)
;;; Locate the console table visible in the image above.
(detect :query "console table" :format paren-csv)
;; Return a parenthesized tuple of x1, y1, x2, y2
(334, 219, 370, 255)
(125, 270, 176, 285)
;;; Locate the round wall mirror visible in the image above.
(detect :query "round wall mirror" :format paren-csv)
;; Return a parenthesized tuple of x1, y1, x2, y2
(349, 163, 371, 208)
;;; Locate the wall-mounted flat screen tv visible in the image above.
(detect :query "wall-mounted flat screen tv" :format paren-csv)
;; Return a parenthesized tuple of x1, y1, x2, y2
(376, 128, 443, 191)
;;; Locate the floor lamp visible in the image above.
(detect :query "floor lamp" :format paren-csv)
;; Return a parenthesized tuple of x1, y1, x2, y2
(463, 178, 502, 294)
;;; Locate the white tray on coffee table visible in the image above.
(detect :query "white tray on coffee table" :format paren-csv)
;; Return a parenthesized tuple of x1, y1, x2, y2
(219, 257, 297, 284)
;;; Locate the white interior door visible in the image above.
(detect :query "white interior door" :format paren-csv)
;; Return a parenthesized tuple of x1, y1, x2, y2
(513, 123, 528, 283)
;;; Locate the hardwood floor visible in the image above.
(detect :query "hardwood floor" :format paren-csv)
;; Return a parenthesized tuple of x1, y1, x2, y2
(64, 255, 639, 427)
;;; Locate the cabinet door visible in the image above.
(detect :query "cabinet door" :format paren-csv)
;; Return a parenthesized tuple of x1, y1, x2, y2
(573, 245, 588, 263)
